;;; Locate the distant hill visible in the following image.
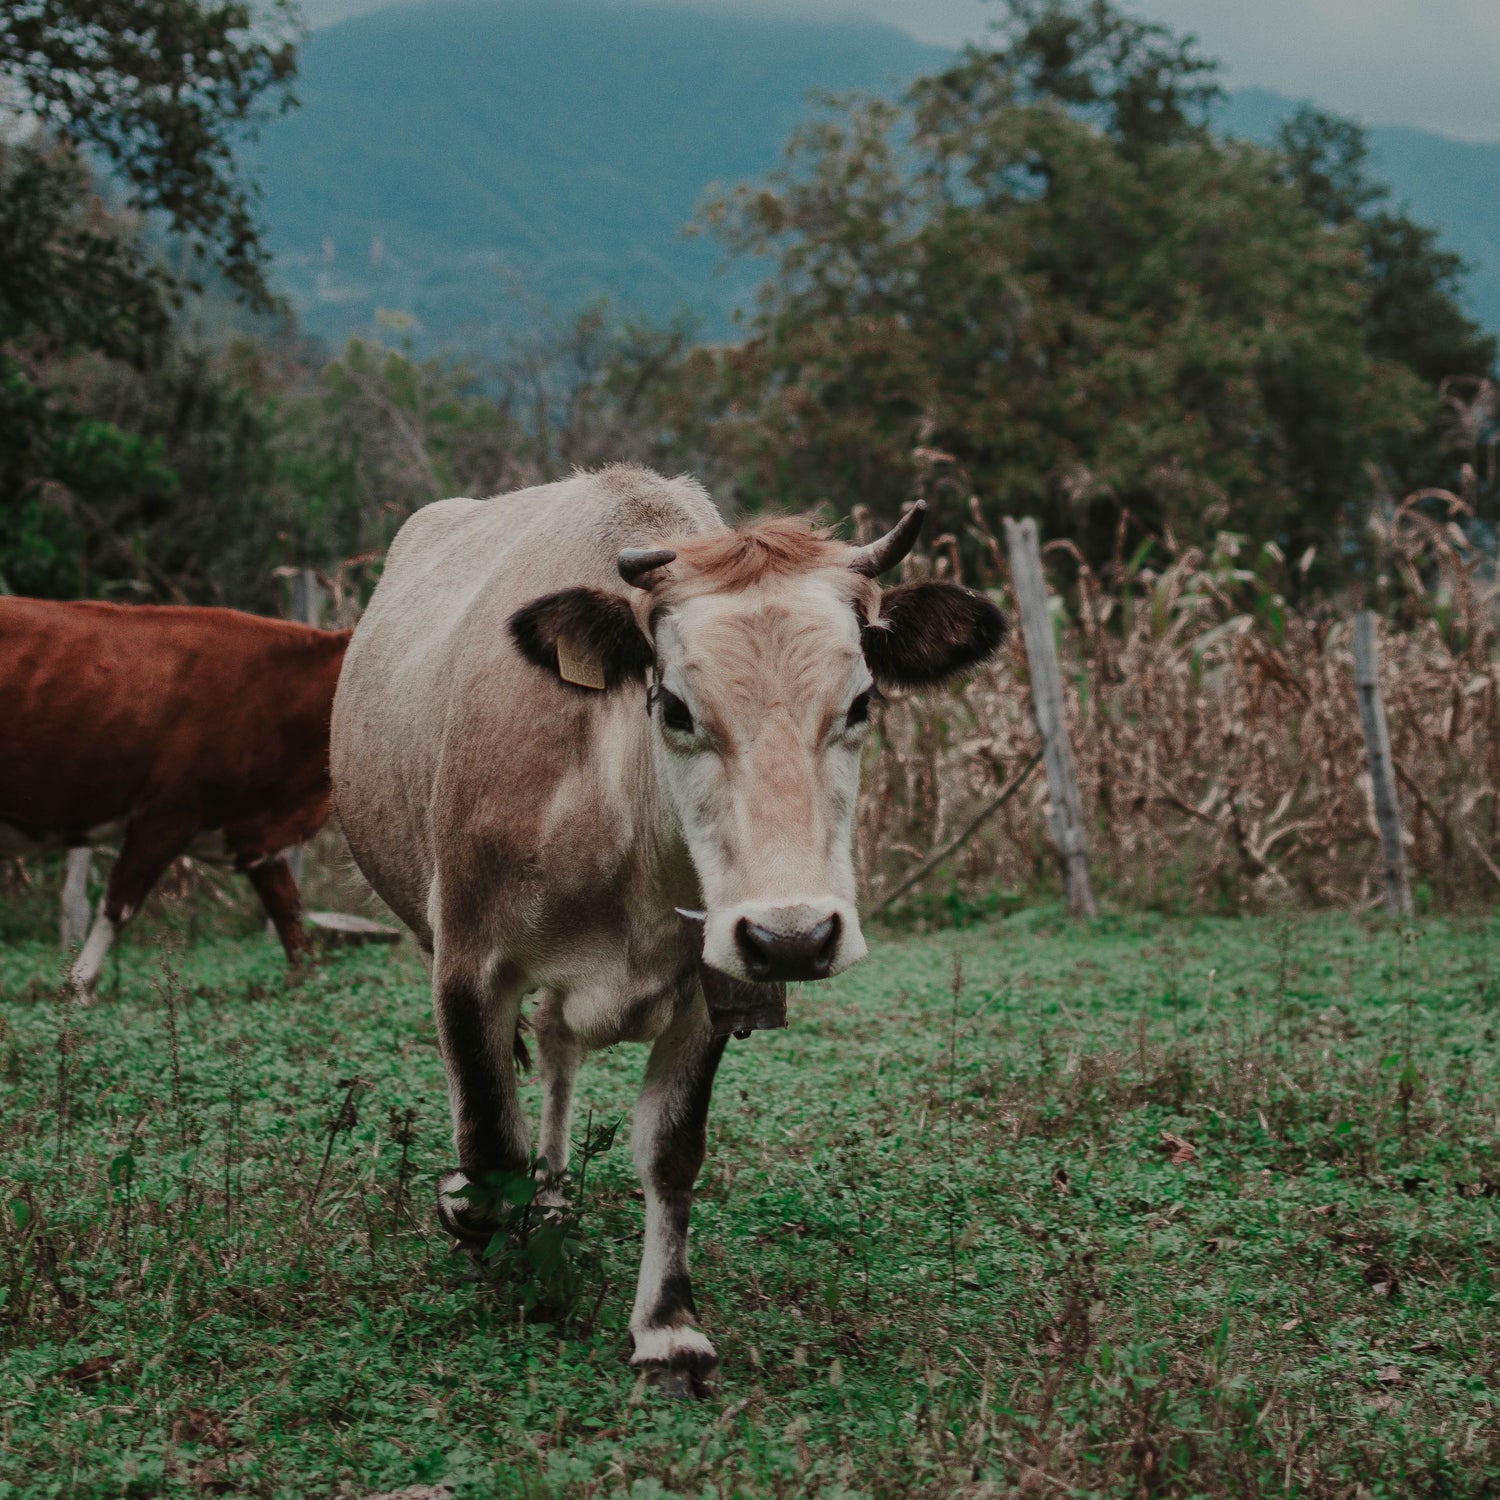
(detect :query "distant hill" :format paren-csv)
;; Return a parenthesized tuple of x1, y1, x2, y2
(1216, 87, 1500, 336)
(253, 0, 945, 349)
(252, 4, 1500, 353)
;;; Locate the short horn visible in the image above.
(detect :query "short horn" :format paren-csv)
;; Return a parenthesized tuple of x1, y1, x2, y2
(848, 501, 926, 577)
(618, 547, 677, 586)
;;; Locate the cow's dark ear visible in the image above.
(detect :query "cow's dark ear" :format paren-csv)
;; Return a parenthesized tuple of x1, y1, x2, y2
(509, 589, 653, 691)
(861, 581, 1007, 688)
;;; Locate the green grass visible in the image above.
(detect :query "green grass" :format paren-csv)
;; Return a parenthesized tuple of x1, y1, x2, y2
(1, 909, 1498, 1497)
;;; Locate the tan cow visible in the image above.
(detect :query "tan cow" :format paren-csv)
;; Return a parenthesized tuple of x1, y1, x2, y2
(330, 465, 1004, 1387)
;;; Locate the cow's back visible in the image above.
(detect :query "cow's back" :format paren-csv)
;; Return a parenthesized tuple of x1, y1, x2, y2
(331, 465, 723, 943)
(0, 598, 349, 846)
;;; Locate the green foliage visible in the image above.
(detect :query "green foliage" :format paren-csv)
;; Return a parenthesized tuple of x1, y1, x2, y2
(1277, 106, 1496, 389)
(681, 0, 1488, 580)
(0, 914, 1497, 1495)
(0, 0, 300, 602)
(0, 143, 170, 364)
(0, 0, 299, 306)
(985, 0, 1222, 152)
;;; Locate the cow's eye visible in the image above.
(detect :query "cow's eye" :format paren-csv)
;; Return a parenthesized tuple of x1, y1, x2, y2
(657, 687, 695, 735)
(846, 689, 873, 729)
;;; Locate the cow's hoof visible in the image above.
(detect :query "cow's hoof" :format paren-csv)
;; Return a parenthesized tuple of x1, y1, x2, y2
(436, 1171, 499, 1256)
(631, 1326, 718, 1399)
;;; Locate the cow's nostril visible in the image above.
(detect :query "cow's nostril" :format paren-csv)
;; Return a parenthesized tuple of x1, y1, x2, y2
(735, 917, 775, 980)
(810, 913, 841, 977)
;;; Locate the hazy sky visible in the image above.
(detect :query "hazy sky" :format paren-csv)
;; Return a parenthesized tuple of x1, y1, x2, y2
(727, 0, 1500, 141)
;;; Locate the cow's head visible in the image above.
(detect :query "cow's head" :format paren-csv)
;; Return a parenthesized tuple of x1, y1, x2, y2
(510, 504, 1005, 982)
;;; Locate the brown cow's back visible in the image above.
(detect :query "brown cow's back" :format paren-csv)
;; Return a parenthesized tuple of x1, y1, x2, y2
(0, 597, 350, 847)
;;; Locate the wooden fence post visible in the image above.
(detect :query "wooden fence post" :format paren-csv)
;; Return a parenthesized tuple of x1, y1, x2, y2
(291, 567, 321, 630)
(1353, 610, 1413, 917)
(284, 569, 323, 894)
(60, 846, 93, 952)
(1003, 517, 1098, 918)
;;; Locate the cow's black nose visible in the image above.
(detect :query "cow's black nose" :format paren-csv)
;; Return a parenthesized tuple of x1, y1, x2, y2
(735, 913, 841, 981)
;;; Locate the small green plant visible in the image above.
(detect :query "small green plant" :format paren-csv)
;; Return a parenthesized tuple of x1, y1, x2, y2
(458, 1112, 621, 1325)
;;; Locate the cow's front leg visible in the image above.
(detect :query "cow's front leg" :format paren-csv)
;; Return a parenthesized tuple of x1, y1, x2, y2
(533, 990, 582, 1209)
(433, 957, 531, 1255)
(630, 1001, 728, 1393)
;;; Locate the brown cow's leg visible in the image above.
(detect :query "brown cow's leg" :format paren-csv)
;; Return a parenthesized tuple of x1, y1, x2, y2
(433, 958, 531, 1254)
(71, 811, 198, 1000)
(628, 997, 728, 1394)
(243, 855, 310, 964)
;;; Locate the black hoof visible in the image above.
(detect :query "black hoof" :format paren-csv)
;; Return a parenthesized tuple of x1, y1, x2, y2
(435, 1172, 499, 1256)
(636, 1352, 718, 1401)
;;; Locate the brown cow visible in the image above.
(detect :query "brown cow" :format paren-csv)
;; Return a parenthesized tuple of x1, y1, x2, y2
(0, 598, 350, 996)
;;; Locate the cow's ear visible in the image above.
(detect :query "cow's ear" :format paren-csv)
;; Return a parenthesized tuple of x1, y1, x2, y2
(509, 588, 653, 691)
(861, 581, 1007, 688)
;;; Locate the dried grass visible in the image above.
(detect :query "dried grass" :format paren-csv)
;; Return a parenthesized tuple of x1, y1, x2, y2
(859, 492, 1500, 914)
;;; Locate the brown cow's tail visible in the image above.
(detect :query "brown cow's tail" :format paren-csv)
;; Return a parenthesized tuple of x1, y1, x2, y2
(514, 1013, 532, 1073)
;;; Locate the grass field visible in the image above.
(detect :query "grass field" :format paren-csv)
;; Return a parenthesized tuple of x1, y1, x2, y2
(1, 909, 1497, 1498)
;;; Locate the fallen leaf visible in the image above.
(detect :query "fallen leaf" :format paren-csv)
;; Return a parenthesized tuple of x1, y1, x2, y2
(1159, 1131, 1197, 1165)
(59, 1356, 117, 1386)
(171, 1409, 233, 1449)
(1052, 1166, 1070, 1194)
(1375, 1366, 1402, 1386)
(1310, 1204, 1335, 1217)
(1280, 1318, 1301, 1332)
(1364, 1263, 1402, 1299)
(188, 1452, 249, 1495)
(359, 1487, 455, 1500)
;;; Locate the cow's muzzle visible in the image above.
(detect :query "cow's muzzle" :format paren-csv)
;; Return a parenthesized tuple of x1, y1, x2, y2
(735, 912, 840, 981)
(701, 899, 867, 986)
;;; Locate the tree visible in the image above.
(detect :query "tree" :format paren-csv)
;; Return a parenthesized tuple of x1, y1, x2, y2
(675, 0, 1487, 579)
(980, 0, 1220, 152)
(0, 0, 298, 306)
(0, 0, 298, 600)
(1277, 106, 1494, 389)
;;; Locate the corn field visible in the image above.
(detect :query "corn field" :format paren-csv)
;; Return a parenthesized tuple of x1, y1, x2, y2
(859, 492, 1500, 914)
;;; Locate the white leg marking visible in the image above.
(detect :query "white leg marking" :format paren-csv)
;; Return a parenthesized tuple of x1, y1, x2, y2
(437, 1170, 470, 1222)
(535, 995, 583, 1205)
(60, 848, 93, 951)
(70, 909, 117, 1001)
(626, 1027, 721, 1375)
(630, 1324, 717, 1368)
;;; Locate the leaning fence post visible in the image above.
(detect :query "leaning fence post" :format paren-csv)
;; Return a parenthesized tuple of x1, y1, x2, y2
(60, 847, 93, 952)
(1003, 517, 1098, 918)
(1353, 610, 1413, 917)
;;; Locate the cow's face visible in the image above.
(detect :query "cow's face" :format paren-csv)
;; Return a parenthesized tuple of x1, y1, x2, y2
(646, 570, 873, 981)
(510, 508, 1005, 983)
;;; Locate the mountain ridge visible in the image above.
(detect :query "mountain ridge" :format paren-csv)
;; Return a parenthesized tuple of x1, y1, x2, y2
(253, 1, 1500, 351)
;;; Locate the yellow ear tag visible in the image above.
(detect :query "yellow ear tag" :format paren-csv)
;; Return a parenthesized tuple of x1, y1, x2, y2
(556, 636, 606, 690)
